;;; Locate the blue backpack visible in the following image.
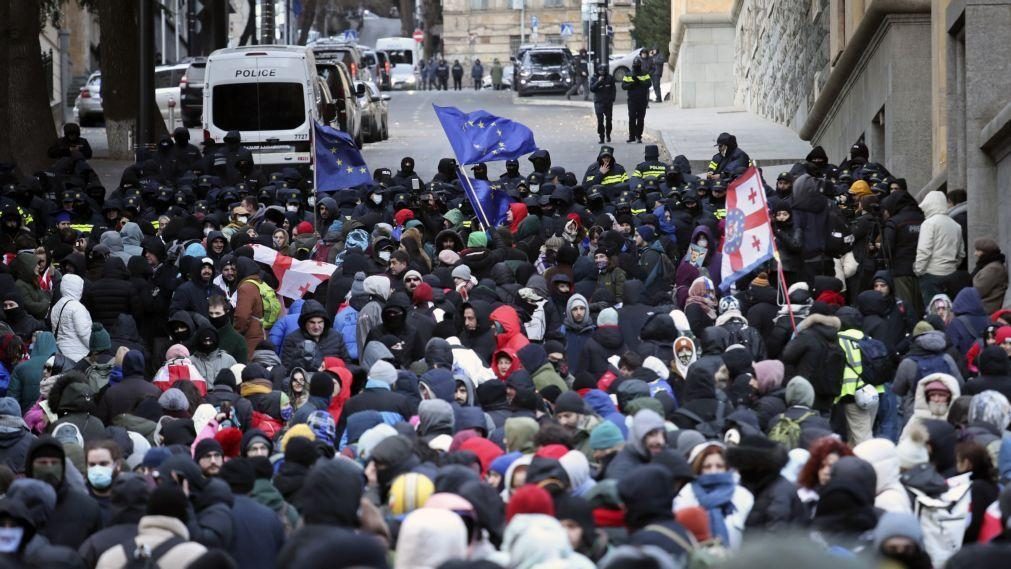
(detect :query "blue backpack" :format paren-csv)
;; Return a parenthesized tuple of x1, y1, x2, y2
(910, 353, 950, 387)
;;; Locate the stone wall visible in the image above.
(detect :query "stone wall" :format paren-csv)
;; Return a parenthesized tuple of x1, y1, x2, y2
(671, 23, 736, 107)
(733, 0, 829, 131)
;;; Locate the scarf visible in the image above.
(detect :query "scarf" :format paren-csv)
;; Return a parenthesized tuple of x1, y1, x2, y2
(685, 277, 717, 320)
(240, 380, 273, 398)
(691, 472, 737, 546)
(972, 250, 1006, 277)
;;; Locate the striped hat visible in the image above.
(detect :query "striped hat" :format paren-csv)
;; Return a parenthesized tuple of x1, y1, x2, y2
(388, 472, 435, 517)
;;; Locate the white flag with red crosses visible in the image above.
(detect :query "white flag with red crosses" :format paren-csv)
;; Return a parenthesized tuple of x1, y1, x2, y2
(720, 167, 774, 292)
(251, 245, 337, 299)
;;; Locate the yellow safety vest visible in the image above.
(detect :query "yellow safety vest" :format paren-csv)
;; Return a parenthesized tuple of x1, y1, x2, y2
(836, 329, 885, 403)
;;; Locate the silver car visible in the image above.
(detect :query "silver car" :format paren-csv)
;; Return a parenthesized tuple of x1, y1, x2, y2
(73, 72, 103, 126)
(356, 81, 389, 143)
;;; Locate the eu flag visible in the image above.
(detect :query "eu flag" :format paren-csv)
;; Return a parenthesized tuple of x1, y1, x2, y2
(456, 173, 513, 229)
(313, 120, 371, 192)
(433, 105, 538, 165)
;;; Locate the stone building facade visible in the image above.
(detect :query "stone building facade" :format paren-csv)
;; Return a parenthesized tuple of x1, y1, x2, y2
(669, 0, 1011, 291)
(441, 0, 636, 66)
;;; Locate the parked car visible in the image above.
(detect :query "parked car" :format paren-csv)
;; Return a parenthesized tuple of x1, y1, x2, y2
(609, 49, 649, 82)
(374, 49, 392, 90)
(73, 64, 189, 128)
(356, 80, 389, 143)
(310, 39, 369, 82)
(376, 37, 420, 90)
(180, 57, 207, 127)
(317, 60, 365, 147)
(360, 48, 381, 86)
(73, 71, 103, 126)
(516, 46, 574, 97)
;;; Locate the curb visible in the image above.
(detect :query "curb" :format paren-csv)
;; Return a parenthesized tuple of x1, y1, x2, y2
(511, 96, 593, 109)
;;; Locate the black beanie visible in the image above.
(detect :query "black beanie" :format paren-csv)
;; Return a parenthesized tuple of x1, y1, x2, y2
(309, 372, 334, 399)
(249, 456, 274, 480)
(572, 372, 598, 391)
(554, 391, 587, 415)
(215, 369, 237, 390)
(285, 436, 320, 467)
(242, 364, 268, 382)
(219, 458, 256, 494)
(193, 438, 223, 462)
(147, 486, 190, 521)
(979, 345, 1011, 376)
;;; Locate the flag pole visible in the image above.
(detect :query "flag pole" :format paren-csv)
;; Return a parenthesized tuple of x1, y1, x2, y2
(456, 163, 490, 232)
(756, 164, 797, 333)
(311, 120, 320, 237)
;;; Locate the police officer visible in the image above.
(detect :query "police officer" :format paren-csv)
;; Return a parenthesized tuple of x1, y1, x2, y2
(566, 49, 590, 101)
(171, 127, 203, 173)
(583, 146, 628, 188)
(632, 144, 668, 184)
(621, 58, 651, 144)
(499, 159, 524, 187)
(589, 65, 616, 144)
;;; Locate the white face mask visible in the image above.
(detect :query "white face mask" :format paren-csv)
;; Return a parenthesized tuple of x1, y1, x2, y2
(0, 527, 24, 553)
(379, 250, 391, 262)
(307, 196, 316, 207)
(697, 238, 708, 248)
(286, 204, 299, 212)
(237, 215, 248, 224)
(203, 227, 212, 236)
(371, 194, 383, 205)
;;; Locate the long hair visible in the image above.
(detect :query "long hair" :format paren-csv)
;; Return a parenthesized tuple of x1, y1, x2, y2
(797, 436, 852, 490)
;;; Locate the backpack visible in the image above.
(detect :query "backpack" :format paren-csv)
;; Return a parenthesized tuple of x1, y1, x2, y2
(643, 523, 729, 569)
(839, 332, 892, 386)
(644, 243, 677, 291)
(251, 410, 283, 439)
(121, 535, 185, 569)
(824, 210, 855, 257)
(244, 278, 281, 330)
(909, 353, 950, 388)
(768, 410, 817, 449)
(909, 472, 972, 568)
(811, 333, 847, 398)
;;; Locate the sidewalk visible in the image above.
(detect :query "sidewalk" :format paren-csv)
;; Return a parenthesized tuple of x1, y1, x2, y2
(516, 95, 811, 175)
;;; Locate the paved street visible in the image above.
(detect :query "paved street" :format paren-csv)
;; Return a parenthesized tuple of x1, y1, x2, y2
(82, 88, 662, 188)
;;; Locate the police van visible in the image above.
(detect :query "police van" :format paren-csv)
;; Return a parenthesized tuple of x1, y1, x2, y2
(203, 45, 341, 171)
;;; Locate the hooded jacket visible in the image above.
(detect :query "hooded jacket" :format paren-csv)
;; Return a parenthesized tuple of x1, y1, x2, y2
(169, 257, 226, 318)
(12, 252, 51, 320)
(190, 327, 238, 383)
(0, 397, 35, 473)
(946, 287, 989, 355)
(95, 350, 161, 424)
(780, 313, 842, 407)
(892, 331, 963, 420)
(962, 345, 1011, 400)
(881, 191, 924, 277)
(8, 331, 57, 413)
(49, 274, 93, 363)
(602, 409, 664, 480)
(914, 191, 964, 277)
(618, 465, 692, 558)
(95, 515, 208, 569)
(460, 300, 497, 364)
(24, 436, 103, 549)
(853, 439, 913, 514)
(83, 257, 142, 328)
(489, 305, 529, 353)
(281, 300, 349, 370)
(561, 294, 595, 374)
(234, 257, 265, 357)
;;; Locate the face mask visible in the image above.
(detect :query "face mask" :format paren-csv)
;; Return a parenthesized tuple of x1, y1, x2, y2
(280, 405, 293, 422)
(88, 465, 114, 489)
(596, 259, 608, 270)
(0, 527, 24, 553)
(371, 194, 383, 205)
(209, 314, 229, 328)
(237, 216, 248, 224)
(928, 401, 948, 416)
(3, 307, 21, 321)
(379, 250, 391, 262)
(286, 205, 299, 212)
(204, 227, 212, 236)
(307, 196, 315, 207)
(697, 238, 708, 248)
(33, 462, 63, 487)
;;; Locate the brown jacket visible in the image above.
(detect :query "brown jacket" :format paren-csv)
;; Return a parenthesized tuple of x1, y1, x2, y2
(235, 276, 265, 356)
(974, 259, 1008, 314)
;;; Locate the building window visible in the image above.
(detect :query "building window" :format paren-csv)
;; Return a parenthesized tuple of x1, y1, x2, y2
(471, 0, 489, 10)
(543, 0, 564, 6)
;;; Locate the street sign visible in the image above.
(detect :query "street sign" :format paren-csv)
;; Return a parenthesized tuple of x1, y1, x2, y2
(606, 25, 613, 37)
(560, 23, 573, 37)
(531, 15, 538, 30)
(341, 29, 358, 42)
(413, 29, 424, 42)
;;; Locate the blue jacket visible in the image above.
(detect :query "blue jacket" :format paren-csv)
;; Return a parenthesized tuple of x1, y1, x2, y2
(947, 287, 989, 355)
(333, 304, 360, 362)
(270, 298, 304, 354)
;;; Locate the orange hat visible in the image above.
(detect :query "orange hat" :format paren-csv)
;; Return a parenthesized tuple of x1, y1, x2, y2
(849, 180, 872, 198)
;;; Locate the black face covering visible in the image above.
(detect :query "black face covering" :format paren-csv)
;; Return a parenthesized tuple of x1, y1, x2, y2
(381, 307, 406, 333)
(209, 314, 229, 329)
(170, 326, 190, 344)
(3, 306, 24, 322)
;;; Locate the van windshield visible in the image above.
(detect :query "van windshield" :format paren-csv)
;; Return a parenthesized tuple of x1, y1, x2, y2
(386, 50, 413, 65)
(527, 52, 567, 66)
(212, 82, 305, 131)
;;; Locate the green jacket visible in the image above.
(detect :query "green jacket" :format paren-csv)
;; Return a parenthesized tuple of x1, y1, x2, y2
(217, 323, 249, 364)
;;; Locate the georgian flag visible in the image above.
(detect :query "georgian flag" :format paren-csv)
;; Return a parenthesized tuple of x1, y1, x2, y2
(251, 244, 338, 300)
(720, 167, 774, 292)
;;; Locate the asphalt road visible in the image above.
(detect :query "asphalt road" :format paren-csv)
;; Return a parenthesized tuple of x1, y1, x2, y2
(81, 87, 659, 187)
(360, 88, 657, 180)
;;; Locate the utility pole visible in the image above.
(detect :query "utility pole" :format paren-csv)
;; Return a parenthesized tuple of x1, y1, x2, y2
(261, 0, 276, 44)
(598, 0, 609, 66)
(139, 0, 156, 154)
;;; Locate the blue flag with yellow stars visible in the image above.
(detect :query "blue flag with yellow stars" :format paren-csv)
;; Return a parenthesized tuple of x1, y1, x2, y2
(433, 105, 538, 165)
(456, 174, 513, 229)
(313, 120, 371, 192)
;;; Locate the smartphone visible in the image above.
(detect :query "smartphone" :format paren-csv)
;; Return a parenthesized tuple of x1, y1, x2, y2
(411, 178, 421, 191)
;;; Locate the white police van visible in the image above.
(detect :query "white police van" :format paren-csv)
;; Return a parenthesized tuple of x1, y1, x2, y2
(203, 45, 340, 170)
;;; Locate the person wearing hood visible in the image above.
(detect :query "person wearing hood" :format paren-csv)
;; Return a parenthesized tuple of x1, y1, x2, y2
(189, 326, 238, 383)
(780, 305, 843, 412)
(971, 238, 1008, 314)
(853, 438, 912, 514)
(617, 464, 693, 558)
(24, 435, 102, 548)
(367, 292, 424, 367)
(335, 361, 415, 444)
(726, 434, 805, 530)
(963, 345, 1011, 400)
(874, 511, 934, 569)
(810, 456, 880, 549)
(562, 294, 595, 375)
(269, 298, 306, 354)
(208, 294, 248, 364)
(7, 331, 56, 414)
(0, 397, 36, 473)
(49, 372, 105, 441)
(893, 322, 964, 423)
(915, 191, 965, 307)
(77, 473, 152, 567)
(947, 287, 990, 356)
(601, 409, 666, 480)
(94, 350, 160, 425)
(357, 274, 392, 357)
(234, 256, 266, 357)
(459, 300, 496, 365)
(516, 343, 568, 396)
(674, 441, 754, 549)
(881, 189, 925, 316)
(771, 200, 805, 286)
(95, 485, 208, 568)
(2, 289, 44, 343)
(281, 299, 349, 371)
(395, 507, 468, 569)
(12, 251, 51, 320)
(170, 256, 226, 318)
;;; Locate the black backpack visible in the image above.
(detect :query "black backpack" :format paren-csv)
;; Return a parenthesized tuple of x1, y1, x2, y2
(122, 536, 186, 569)
(812, 334, 847, 398)
(839, 332, 894, 387)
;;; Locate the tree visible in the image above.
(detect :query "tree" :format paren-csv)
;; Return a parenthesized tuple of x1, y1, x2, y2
(96, 0, 165, 160)
(629, 0, 671, 58)
(0, 0, 60, 175)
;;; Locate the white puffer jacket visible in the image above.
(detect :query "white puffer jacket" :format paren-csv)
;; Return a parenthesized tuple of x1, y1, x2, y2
(49, 274, 92, 363)
(914, 191, 965, 276)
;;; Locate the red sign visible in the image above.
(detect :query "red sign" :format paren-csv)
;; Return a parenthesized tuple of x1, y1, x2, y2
(413, 29, 424, 42)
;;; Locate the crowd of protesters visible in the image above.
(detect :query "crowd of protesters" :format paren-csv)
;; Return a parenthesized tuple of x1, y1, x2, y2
(0, 122, 1009, 569)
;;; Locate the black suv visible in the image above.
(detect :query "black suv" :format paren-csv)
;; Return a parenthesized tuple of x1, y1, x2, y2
(516, 46, 574, 97)
(180, 57, 206, 127)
